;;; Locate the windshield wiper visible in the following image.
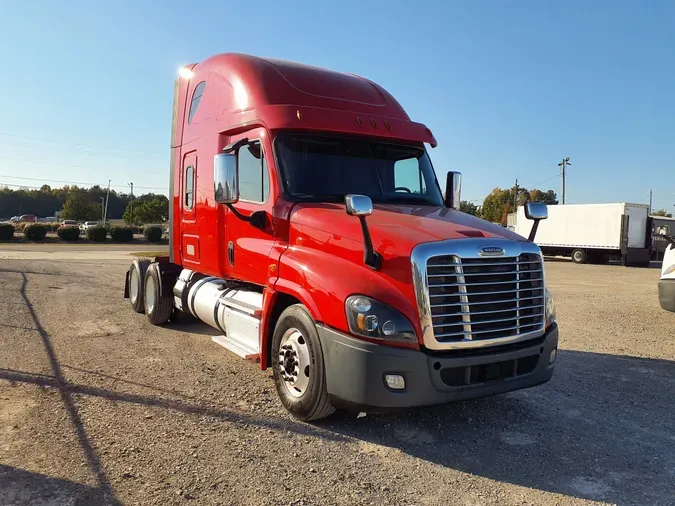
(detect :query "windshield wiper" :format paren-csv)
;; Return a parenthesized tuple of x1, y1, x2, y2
(292, 193, 346, 202)
(383, 195, 438, 206)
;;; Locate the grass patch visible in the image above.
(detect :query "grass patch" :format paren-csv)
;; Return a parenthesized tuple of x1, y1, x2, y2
(129, 250, 169, 257)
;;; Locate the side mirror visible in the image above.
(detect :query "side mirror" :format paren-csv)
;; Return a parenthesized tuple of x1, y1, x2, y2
(444, 171, 462, 210)
(345, 194, 373, 217)
(345, 194, 380, 269)
(524, 202, 548, 242)
(657, 228, 667, 236)
(214, 153, 239, 204)
(524, 202, 548, 221)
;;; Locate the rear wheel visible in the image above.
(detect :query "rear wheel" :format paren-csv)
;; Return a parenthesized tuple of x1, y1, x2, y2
(144, 263, 174, 325)
(129, 258, 152, 313)
(272, 304, 335, 421)
(572, 249, 587, 264)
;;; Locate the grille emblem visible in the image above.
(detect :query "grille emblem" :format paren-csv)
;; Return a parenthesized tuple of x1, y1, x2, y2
(478, 246, 505, 256)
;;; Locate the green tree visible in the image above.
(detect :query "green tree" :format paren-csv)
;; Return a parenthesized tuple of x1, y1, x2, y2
(481, 186, 558, 224)
(123, 197, 169, 224)
(481, 188, 513, 223)
(529, 189, 559, 205)
(459, 200, 479, 216)
(61, 191, 99, 221)
(653, 208, 673, 218)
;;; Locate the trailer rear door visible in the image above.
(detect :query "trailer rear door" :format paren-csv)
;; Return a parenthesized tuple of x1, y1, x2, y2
(625, 204, 649, 248)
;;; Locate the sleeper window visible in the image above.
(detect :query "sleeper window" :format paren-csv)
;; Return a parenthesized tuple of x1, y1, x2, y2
(188, 81, 206, 124)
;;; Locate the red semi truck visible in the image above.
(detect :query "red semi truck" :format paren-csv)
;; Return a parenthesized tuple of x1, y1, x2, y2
(125, 53, 558, 421)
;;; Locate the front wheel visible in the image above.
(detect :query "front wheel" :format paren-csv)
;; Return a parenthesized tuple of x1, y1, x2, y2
(272, 304, 335, 421)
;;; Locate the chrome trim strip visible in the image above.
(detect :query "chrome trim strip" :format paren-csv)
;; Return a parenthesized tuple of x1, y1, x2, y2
(411, 238, 546, 351)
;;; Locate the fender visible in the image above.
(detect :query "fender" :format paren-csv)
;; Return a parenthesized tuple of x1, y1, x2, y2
(275, 245, 417, 337)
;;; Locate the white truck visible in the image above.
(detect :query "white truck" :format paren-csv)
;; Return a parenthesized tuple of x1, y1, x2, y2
(657, 227, 675, 312)
(514, 203, 652, 266)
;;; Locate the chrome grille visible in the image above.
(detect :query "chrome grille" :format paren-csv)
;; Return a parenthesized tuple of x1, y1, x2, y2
(426, 253, 545, 343)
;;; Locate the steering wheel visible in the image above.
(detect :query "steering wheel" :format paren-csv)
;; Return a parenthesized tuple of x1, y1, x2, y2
(394, 187, 412, 193)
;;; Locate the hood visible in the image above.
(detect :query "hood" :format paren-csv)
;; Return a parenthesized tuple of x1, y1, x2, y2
(289, 203, 527, 260)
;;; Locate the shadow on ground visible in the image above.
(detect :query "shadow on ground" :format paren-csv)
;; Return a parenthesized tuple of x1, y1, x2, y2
(0, 269, 348, 506)
(3, 267, 673, 505)
(320, 350, 675, 504)
(0, 465, 123, 506)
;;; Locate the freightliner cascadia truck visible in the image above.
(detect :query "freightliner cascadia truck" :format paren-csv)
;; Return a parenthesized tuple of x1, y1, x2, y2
(124, 53, 558, 421)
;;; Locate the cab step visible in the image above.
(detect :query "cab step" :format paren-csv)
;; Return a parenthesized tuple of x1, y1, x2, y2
(212, 334, 259, 360)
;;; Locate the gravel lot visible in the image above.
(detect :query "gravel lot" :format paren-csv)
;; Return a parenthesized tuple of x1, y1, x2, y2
(1, 248, 674, 506)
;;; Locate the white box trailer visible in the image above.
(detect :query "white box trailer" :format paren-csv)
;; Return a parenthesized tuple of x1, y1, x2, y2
(514, 203, 652, 266)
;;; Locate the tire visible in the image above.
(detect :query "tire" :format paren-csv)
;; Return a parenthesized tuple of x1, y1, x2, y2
(571, 249, 587, 264)
(129, 258, 152, 313)
(271, 304, 335, 421)
(144, 263, 174, 325)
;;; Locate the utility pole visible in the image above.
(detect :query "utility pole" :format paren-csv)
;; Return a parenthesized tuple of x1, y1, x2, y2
(649, 190, 653, 214)
(103, 180, 111, 225)
(557, 157, 571, 204)
(128, 182, 134, 225)
(514, 178, 519, 212)
(100, 197, 105, 222)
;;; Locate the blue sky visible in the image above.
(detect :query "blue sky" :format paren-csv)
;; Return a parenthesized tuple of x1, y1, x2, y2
(0, 0, 673, 211)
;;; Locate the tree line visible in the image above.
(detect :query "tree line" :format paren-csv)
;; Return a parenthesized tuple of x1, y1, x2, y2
(459, 187, 559, 224)
(0, 185, 169, 224)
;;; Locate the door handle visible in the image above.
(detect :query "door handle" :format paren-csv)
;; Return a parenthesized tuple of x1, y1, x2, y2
(228, 241, 234, 266)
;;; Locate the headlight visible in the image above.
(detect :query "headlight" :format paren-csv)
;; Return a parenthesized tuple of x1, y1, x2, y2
(345, 295, 417, 343)
(545, 288, 556, 328)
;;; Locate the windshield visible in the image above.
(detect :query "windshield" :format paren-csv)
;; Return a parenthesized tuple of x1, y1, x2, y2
(274, 134, 444, 206)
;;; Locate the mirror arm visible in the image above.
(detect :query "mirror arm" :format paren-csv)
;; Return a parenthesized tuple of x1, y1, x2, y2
(358, 216, 381, 270)
(226, 204, 266, 230)
(528, 219, 540, 242)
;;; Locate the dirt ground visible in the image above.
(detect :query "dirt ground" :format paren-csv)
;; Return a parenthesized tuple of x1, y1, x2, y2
(1, 247, 674, 506)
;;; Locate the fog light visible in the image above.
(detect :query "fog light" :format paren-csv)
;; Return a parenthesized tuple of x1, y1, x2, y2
(549, 348, 557, 365)
(384, 374, 405, 390)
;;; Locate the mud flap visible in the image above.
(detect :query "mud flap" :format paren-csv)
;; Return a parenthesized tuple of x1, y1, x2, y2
(123, 269, 131, 299)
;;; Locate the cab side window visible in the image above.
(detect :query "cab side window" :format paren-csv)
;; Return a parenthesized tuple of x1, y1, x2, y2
(238, 141, 269, 203)
(185, 165, 194, 209)
(394, 157, 426, 194)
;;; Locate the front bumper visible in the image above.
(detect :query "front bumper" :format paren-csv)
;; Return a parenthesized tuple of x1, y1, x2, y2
(318, 323, 559, 412)
(658, 279, 675, 312)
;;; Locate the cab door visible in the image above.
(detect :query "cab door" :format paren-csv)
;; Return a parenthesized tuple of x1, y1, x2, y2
(180, 152, 201, 268)
(225, 133, 276, 287)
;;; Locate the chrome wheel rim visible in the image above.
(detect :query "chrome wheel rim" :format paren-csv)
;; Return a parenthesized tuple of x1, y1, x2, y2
(130, 269, 139, 303)
(278, 328, 311, 398)
(145, 276, 155, 313)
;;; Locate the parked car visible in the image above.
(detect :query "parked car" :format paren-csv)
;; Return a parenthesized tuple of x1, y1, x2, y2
(79, 221, 100, 231)
(11, 214, 37, 223)
(61, 220, 79, 227)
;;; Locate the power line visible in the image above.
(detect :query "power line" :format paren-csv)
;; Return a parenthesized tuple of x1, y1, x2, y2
(0, 139, 165, 161)
(523, 174, 561, 190)
(0, 174, 165, 191)
(0, 155, 164, 175)
(0, 182, 49, 189)
(0, 181, 166, 193)
(0, 132, 165, 158)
